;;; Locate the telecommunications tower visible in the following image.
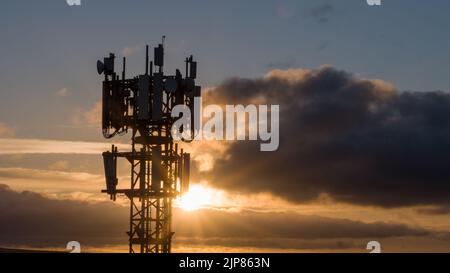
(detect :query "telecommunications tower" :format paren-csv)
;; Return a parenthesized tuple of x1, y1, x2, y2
(97, 37, 200, 253)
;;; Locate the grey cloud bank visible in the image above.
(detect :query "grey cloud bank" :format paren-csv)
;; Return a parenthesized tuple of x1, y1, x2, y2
(203, 66, 450, 208)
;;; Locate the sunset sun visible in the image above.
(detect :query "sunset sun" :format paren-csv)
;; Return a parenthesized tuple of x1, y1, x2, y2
(177, 184, 216, 211)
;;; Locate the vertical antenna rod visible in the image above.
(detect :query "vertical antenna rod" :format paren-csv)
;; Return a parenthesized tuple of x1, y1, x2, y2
(145, 45, 149, 75)
(122, 57, 126, 80)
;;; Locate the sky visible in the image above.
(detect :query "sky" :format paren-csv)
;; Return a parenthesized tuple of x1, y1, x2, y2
(1, 0, 450, 252)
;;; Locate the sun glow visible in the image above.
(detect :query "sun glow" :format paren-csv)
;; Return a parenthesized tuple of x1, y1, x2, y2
(177, 184, 218, 211)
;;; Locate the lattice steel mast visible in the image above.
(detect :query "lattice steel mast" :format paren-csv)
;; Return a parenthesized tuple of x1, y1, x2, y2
(97, 38, 199, 253)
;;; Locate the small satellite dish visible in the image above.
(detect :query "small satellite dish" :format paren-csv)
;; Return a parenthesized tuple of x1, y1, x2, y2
(165, 78, 178, 93)
(97, 60, 105, 75)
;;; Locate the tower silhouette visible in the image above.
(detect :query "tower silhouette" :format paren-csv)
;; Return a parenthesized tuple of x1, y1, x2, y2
(97, 38, 200, 253)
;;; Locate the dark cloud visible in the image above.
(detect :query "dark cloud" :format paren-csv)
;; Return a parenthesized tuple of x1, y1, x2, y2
(417, 205, 450, 215)
(0, 185, 428, 249)
(202, 66, 450, 207)
(174, 209, 428, 240)
(0, 184, 127, 247)
(175, 237, 359, 250)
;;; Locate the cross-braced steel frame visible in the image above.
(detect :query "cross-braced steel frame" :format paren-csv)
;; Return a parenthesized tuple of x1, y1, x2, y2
(116, 127, 181, 253)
